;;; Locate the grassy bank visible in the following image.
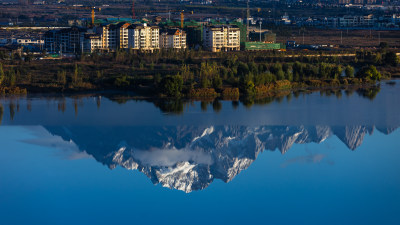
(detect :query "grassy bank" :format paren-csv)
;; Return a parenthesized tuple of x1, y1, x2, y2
(0, 49, 398, 99)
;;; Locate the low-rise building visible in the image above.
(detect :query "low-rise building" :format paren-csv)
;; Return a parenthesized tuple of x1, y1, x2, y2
(159, 29, 186, 49)
(203, 25, 240, 52)
(16, 39, 44, 45)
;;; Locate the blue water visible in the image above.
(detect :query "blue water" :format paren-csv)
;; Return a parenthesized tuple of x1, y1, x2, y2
(0, 82, 399, 225)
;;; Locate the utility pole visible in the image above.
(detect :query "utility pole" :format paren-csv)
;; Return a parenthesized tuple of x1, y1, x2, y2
(378, 31, 380, 44)
(132, 0, 136, 19)
(246, 0, 250, 42)
(341, 31, 342, 45)
(259, 21, 262, 42)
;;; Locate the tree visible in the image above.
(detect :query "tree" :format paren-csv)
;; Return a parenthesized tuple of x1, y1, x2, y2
(237, 62, 249, 77)
(72, 63, 79, 85)
(345, 65, 354, 78)
(201, 77, 211, 88)
(212, 75, 222, 89)
(357, 65, 381, 81)
(379, 42, 388, 49)
(57, 70, 67, 86)
(331, 65, 342, 80)
(7, 69, 16, 87)
(0, 63, 4, 86)
(161, 75, 183, 97)
(153, 73, 161, 86)
(114, 75, 130, 87)
(240, 74, 255, 96)
(383, 52, 399, 66)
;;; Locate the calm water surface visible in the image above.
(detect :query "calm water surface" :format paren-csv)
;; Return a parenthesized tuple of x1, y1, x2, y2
(0, 81, 399, 225)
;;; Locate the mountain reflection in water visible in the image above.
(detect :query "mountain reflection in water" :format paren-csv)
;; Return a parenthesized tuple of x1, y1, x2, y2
(22, 125, 395, 193)
(1, 82, 399, 193)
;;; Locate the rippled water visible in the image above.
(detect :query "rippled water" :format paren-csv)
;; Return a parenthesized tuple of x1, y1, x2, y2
(0, 81, 399, 224)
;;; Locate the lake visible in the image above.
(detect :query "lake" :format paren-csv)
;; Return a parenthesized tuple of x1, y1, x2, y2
(0, 81, 399, 225)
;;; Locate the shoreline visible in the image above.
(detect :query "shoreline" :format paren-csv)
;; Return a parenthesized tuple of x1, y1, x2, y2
(0, 79, 385, 101)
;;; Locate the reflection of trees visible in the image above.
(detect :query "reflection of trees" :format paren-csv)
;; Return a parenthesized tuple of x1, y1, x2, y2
(0, 83, 385, 120)
(153, 99, 184, 114)
(201, 101, 208, 111)
(212, 100, 222, 113)
(27, 100, 32, 111)
(0, 104, 3, 125)
(357, 85, 381, 100)
(345, 89, 355, 97)
(9, 102, 15, 121)
(96, 96, 101, 109)
(74, 99, 78, 116)
(232, 101, 239, 109)
(58, 98, 66, 113)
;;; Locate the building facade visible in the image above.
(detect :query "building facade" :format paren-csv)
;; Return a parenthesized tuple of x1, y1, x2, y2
(83, 34, 102, 53)
(127, 23, 159, 51)
(159, 29, 187, 49)
(44, 26, 87, 53)
(100, 22, 130, 50)
(203, 25, 240, 52)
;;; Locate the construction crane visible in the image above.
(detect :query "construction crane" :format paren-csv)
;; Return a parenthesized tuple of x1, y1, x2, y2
(89, 7, 101, 26)
(180, 10, 193, 29)
(132, 0, 135, 19)
(57, 6, 101, 26)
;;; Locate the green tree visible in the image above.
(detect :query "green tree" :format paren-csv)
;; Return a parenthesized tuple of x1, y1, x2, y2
(383, 52, 399, 66)
(345, 65, 354, 78)
(7, 69, 16, 87)
(237, 62, 250, 77)
(0, 63, 4, 86)
(153, 73, 162, 86)
(57, 70, 67, 85)
(357, 65, 381, 81)
(201, 77, 211, 88)
(331, 65, 342, 80)
(212, 75, 223, 89)
(114, 75, 130, 87)
(240, 74, 255, 96)
(161, 75, 183, 97)
(379, 42, 388, 49)
(72, 64, 79, 85)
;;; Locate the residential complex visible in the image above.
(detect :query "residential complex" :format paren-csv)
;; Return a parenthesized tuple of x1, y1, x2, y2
(203, 25, 240, 52)
(43, 23, 178, 53)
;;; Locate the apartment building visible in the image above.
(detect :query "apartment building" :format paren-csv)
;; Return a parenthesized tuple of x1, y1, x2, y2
(44, 26, 87, 53)
(323, 15, 376, 27)
(127, 23, 159, 51)
(203, 25, 240, 52)
(83, 34, 102, 53)
(338, 15, 375, 27)
(100, 22, 130, 50)
(159, 29, 187, 49)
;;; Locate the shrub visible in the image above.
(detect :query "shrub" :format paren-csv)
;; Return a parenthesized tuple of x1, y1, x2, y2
(161, 75, 183, 97)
